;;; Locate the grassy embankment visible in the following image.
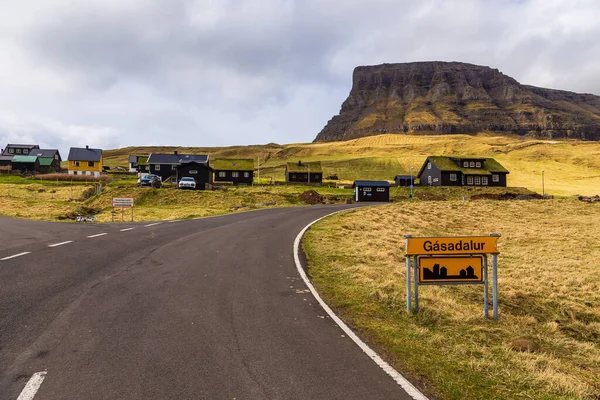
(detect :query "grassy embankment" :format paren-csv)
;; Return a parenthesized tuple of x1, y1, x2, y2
(303, 200, 600, 400)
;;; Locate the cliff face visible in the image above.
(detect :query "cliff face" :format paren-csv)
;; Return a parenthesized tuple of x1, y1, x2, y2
(314, 62, 600, 142)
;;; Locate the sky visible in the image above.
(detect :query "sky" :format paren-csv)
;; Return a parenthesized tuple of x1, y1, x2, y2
(1, 0, 599, 156)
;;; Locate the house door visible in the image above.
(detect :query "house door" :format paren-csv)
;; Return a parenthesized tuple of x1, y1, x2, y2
(428, 176, 432, 185)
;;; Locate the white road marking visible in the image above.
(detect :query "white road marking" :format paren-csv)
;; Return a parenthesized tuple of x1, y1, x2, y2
(120, 228, 135, 232)
(16, 371, 47, 400)
(168, 220, 181, 223)
(144, 222, 162, 227)
(48, 240, 73, 248)
(293, 211, 428, 400)
(1, 252, 31, 261)
(87, 233, 107, 238)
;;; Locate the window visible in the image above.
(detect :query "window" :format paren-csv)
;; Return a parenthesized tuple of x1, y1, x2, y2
(244, 172, 249, 178)
(476, 162, 481, 168)
(376, 187, 385, 192)
(8, 148, 14, 154)
(450, 173, 457, 182)
(156, 165, 160, 171)
(55, 154, 59, 160)
(363, 187, 372, 192)
(23, 149, 28, 154)
(88, 161, 94, 167)
(482, 176, 488, 185)
(190, 170, 198, 174)
(469, 161, 475, 167)
(232, 172, 239, 178)
(74, 161, 80, 167)
(16, 149, 21, 154)
(474, 176, 481, 185)
(427, 162, 431, 169)
(467, 176, 473, 185)
(492, 174, 499, 182)
(291, 173, 296, 179)
(428, 176, 432, 184)
(463, 161, 468, 167)
(219, 171, 226, 177)
(172, 165, 176, 170)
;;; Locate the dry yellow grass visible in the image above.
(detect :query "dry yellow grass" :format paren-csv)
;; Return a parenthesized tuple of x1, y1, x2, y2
(303, 200, 600, 399)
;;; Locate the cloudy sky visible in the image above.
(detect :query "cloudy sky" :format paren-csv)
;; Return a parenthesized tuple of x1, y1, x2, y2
(1, 0, 599, 155)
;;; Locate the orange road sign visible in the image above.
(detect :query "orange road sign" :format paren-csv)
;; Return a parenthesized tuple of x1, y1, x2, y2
(406, 236, 499, 255)
(418, 256, 484, 284)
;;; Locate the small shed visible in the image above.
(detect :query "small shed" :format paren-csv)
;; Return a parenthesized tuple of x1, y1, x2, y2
(353, 180, 391, 202)
(176, 162, 213, 190)
(213, 158, 254, 185)
(394, 175, 415, 187)
(11, 155, 40, 173)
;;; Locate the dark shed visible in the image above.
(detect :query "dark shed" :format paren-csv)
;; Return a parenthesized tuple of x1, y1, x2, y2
(176, 162, 213, 190)
(352, 180, 391, 202)
(394, 175, 415, 187)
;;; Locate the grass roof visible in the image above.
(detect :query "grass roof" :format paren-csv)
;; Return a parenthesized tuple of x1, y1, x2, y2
(286, 161, 323, 173)
(213, 158, 254, 171)
(427, 156, 509, 175)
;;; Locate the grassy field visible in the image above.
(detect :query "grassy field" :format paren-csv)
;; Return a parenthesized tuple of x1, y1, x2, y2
(102, 133, 600, 195)
(303, 200, 600, 400)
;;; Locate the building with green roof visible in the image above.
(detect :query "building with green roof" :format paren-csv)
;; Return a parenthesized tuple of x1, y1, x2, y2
(417, 156, 509, 187)
(285, 161, 323, 185)
(10, 155, 40, 173)
(213, 158, 254, 185)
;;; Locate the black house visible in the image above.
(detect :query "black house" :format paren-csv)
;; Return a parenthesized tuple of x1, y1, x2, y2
(147, 152, 209, 182)
(353, 180, 391, 202)
(417, 156, 509, 187)
(394, 175, 415, 187)
(213, 158, 254, 185)
(176, 162, 213, 190)
(10, 155, 40, 173)
(285, 161, 323, 184)
(31, 149, 62, 172)
(0, 144, 40, 167)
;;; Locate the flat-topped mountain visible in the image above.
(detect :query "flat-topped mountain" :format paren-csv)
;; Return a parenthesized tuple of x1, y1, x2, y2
(314, 62, 600, 142)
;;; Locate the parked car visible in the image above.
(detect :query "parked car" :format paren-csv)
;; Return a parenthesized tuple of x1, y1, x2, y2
(178, 177, 196, 190)
(137, 174, 161, 187)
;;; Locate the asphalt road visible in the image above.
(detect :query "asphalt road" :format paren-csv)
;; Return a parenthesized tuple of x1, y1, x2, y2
(0, 207, 416, 400)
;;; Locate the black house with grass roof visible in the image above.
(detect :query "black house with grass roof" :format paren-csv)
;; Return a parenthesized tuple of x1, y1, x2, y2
(213, 158, 254, 185)
(417, 156, 509, 187)
(285, 161, 322, 184)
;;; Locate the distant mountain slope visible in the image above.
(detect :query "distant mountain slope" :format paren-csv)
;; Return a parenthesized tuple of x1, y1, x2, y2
(314, 62, 600, 142)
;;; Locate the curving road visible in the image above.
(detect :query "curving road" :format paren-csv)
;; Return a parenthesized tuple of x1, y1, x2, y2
(0, 206, 417, 400)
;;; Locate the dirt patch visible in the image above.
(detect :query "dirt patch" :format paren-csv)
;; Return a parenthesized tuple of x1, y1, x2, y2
(579, 195, 600, 203)
(416, 191, 447, 201)
(58, 206, 101, 220)
(470, 192, 543, 201)
(510, 337, 540, 353)
(299, 190, 326, 205)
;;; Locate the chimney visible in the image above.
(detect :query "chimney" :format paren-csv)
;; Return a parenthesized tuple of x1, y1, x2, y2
(174, 150, 178, 155)
(86, 145, 89, 149)
(298, 160, 302, 166)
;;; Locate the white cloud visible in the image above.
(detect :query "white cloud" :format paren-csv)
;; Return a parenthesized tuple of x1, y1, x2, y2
(0, 0, 598, 153)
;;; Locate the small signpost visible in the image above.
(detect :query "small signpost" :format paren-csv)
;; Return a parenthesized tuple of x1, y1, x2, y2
(405, 234, 500, 319)
(112, 197, 134, 222)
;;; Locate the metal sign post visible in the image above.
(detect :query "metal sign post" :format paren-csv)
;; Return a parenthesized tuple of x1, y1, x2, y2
(405, 234, 501, 319)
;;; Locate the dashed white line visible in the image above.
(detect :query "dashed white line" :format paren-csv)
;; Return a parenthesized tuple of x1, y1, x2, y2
(293, 211, 428, 400)
(87, 233, 107, 238)
(120, 227, 135, 232)
(144, 222, 162, 227)
(1, 252, 31, 261)
(16, 371, 47, 400)
(48, 240, 73, 248)
(168, 220, 181, 223)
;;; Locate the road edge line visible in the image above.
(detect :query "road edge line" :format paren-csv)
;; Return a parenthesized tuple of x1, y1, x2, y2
(16, 371, 47, 400)
(293, 210, 428, 400)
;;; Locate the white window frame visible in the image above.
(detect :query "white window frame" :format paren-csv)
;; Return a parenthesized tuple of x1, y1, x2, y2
(470, 161, 475, 167)
(23, 149, 28, 154)
(88, 161, 94, 168)
(476, 162, 481, 168)
(16, 149, 21, 154)
(467, 176, 473, 185)
(376, 187, 385, 192)
(474, 176, 481, 185)
(492, 174, 499, 182)
(427, 162, 432, 170)
(482, 176, 488, 185)
(218, 171, 226, 177)
(428, 176, 432, 184)
(190, 170, 198, 175)
(463, 161, 468, 167)
(232, 172, 239, 178)
(155, 165, 160, 171)
(450, 173, 457, 182)
(244, 172, 249, 178)
(8, 148, 14, 154)
(172, 165, 177, 170)
(74, 161, 80, 167)
(363, 187, 372, 192)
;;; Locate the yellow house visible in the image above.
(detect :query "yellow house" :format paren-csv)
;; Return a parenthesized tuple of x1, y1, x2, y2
(67, 145, 103, 176)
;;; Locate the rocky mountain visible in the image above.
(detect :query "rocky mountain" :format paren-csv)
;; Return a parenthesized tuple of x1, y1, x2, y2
(314, 62, 600, 142)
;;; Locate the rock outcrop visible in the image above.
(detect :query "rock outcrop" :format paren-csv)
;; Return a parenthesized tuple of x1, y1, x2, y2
(314, 62, 600, 142)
